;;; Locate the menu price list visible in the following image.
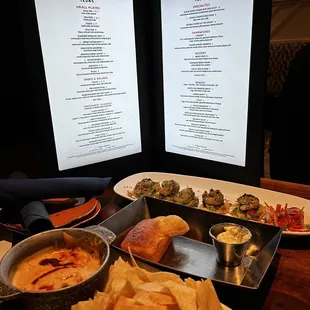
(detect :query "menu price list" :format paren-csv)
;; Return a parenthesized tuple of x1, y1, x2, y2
(35, 0, 141, 170)
(161, 0, 254, 167)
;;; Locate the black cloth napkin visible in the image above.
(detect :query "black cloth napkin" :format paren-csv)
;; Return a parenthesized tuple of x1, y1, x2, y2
(20, 201, 54, 234)
(0, 177, 112, 208)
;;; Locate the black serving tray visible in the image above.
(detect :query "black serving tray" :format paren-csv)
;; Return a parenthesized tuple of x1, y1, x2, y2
(99, 196, 282, 289)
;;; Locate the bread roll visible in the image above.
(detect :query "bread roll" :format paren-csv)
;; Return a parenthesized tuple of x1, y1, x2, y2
(121, 215, 189, 262)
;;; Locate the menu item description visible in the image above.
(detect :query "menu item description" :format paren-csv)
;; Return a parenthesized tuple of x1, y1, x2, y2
(35, 0, 141, 170)
(161, 0, 254, 166)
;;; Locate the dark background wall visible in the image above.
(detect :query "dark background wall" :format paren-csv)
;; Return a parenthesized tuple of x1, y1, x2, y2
(1, 0, 43, 178)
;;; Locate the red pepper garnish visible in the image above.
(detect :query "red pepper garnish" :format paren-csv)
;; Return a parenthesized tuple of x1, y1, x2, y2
(263, 203, 307, 231)
(290, 221, 303, 229)
(275, 204, 281, 215)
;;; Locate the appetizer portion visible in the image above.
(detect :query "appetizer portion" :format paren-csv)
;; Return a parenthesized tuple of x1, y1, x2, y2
(11, 233, 101, 292)
(72, 256, 223, 310)
(231, 194, 264, 220)
(264, 203, 310, 232)
(200, 189, 230, 214)
(154, 179, 180, 199)
(128, 178, 159, 198)
(121, 215, 190, 262)
(128, 178, 199, 207)
(172, 187, 199, 208)
(126, 176, 310, 233)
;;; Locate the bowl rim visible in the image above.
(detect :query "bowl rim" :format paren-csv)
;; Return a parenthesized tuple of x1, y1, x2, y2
(0, 227, 110, 295)
(209, 222, 252, 245)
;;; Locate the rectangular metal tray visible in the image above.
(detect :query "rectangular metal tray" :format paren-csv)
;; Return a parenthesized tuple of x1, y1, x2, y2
(99, 196, 282, 289)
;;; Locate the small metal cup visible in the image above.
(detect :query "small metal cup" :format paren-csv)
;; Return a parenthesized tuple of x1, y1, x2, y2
(209, 223, 252, 267)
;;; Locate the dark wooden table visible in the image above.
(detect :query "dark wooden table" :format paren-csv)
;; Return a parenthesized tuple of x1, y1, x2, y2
(99, 185, 310, 310)
(262, 246, 310, 310)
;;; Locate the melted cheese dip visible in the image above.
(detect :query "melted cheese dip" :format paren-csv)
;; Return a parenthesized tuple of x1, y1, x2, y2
(217, 225, 251, 244)
(11, 246, 101, 292)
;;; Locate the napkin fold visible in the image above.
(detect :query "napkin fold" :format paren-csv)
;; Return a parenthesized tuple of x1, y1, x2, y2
(20, 201, 54, 234)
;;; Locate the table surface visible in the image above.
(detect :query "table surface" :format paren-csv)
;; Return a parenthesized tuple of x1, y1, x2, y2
(262, 247, 310, 310)
(1, 186, 310, 310)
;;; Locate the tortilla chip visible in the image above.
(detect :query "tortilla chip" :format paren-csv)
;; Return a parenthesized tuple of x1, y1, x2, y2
(133, 292, 159, 307)
(144, 270, 184, 285)
(196, 279, 222, 310)
(127, 267, 150, 283)
(114, 296, 167, 310)
(104, 258, 132, 294)
(92, 292, 114, 310)
(161, 280, 197, 310)
(128, 247, 139, 267)
(111, 278, 135, 297)
(129, 265, 183, 285)
(71, 299, 95, 310)
(135, 282, 167, 294)
(71, 292, 114, 310)
(184, 278, 197, 290)
(134, 291, 176, 306)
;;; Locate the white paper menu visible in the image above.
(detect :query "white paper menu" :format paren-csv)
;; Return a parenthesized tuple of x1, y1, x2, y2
(34, 0, 141, 171)
(161, 0, 254, 167)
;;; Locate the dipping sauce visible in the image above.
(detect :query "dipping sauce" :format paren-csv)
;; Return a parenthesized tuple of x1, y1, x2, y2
(11, 245, 101, 292)
(217, 225, 251, 244)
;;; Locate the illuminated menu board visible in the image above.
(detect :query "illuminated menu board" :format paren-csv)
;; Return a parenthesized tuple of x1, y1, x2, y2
(34, 0, 141, 171)
(161, 0, 254, 167)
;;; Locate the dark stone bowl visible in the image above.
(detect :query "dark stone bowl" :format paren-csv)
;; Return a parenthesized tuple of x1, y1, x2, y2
(0, 228, 111, 310)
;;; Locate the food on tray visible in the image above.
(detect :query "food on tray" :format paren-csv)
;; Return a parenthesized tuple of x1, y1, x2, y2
(154, 179, 180, 199)
(172, 187, 199, 208)
(200, 189, 231, 214)
(231, 194, 265, 220)
(128, 178, 199, 207)
(71, 256, 223, 310)
(11, 233, 101, 292)
(217, 225, 251, 244)
(121, 215, 190, 262)
(126, 177, 309, 234)
(128, 178, 159, 198)
(264, 203, 310, 232)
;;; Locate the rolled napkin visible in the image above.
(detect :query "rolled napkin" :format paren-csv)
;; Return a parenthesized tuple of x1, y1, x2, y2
(0, 177, 112, 208)
(20, 201, 54, 234)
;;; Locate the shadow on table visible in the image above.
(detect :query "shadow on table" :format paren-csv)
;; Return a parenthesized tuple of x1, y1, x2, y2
(279, 236, 310, 250)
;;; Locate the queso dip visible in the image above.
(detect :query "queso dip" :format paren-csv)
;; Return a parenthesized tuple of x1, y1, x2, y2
(11, 245, 101, 292)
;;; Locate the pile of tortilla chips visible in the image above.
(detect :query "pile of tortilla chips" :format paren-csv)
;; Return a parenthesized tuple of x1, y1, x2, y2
(71, 255, 223, 310)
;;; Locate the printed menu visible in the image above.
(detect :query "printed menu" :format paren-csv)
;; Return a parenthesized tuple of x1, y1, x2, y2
(161, 0, 254, 166)
(34, 0, 141, 170)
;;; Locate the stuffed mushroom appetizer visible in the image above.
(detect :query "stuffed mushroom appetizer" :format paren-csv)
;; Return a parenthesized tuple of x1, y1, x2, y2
(172, 187, 199, 208)
(231, 193, 264, 220)
(128, 178, 159, 198)
(154, 179, 180, 199)
(200, 189, 230, 214)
